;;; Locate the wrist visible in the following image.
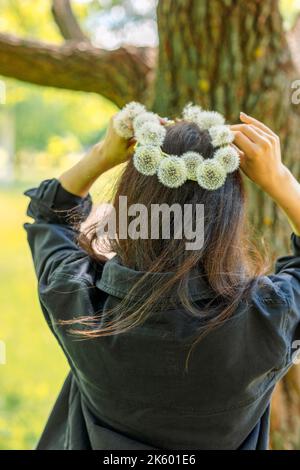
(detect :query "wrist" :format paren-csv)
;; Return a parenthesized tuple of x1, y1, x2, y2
(263, 165, 300, 235)
(86, 142, 106, 171)
(59, 142, 109, 198)
(262, 164, 291, 201)
(88, 142, 118, 173)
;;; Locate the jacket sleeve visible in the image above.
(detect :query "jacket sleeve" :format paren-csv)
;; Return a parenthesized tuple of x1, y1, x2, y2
(268, 233, 300, 366)
(24, 178, 109, 359)
(24, 178, 96, 288)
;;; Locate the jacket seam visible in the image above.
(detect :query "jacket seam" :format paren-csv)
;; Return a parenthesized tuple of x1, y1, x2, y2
(48, 271, 94, 287)
(282, 295, 293, 366)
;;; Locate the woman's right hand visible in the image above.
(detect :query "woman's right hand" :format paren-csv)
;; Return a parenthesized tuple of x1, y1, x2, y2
(231, 113, 287, 196)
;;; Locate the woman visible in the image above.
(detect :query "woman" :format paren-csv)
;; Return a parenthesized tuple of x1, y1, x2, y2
(24, 106, 300, 450)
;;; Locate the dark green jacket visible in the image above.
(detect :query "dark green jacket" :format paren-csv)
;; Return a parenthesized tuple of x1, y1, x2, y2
(24, 179, 300, 450)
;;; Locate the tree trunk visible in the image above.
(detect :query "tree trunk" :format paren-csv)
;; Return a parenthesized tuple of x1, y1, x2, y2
(153, 0, 300, 449)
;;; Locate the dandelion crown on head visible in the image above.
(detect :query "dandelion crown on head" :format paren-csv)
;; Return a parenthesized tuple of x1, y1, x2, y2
(113, 102, 240, 191)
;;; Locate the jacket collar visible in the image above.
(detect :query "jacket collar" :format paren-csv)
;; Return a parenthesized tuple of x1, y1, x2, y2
(96, 255, 215, 303)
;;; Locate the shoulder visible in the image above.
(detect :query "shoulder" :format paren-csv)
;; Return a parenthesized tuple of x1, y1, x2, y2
(38, 242, 109, 291)
(248, 274, 290, 334)
(250, 275, 290, 308)
(47, 251, 102, 286)
(38, 253, 108, 323)
(246, 274, 297, 364)
(248, 275, 290, 335)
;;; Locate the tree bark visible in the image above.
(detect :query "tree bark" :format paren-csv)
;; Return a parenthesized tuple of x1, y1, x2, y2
(153, 0, 300, 449)
(51, 0, 90, 42)
(0, 33, 152, 107)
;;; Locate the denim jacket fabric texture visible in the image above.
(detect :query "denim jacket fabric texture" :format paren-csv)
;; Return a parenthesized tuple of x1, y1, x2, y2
(24, 178, 300, 450)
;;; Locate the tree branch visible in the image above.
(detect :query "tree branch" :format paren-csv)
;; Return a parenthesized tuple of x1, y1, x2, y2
(51, 0, 89, 42)
(0, 33, 153, 107)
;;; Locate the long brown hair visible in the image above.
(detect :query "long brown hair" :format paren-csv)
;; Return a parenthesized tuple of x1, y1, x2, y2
(68, 121, 268, 369)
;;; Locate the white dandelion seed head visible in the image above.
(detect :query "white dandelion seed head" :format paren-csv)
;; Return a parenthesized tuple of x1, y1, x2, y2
(214, 146, 240, 173)
(135, 121, 167, 147)
(182, 103, 203, 123)
(113, 102, 146, 139)
(133, 145, 163, 176)
(133, 112, 160, 132)
(113, 111, 134, 139)
(123, 101, 146, 120)
(197, 159, 227, 190)
(209, 125, 234, 148)
(196, 111, 225, 130)
(157, 156, 187, 188)
(182, 151, 204, 181)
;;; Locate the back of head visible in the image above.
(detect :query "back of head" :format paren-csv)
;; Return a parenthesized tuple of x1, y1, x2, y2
(78, 115, 267, 366)
(114, 121, 247, 282)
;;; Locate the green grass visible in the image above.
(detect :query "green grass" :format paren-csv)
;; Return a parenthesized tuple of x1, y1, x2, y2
(0, 184, 68, 449)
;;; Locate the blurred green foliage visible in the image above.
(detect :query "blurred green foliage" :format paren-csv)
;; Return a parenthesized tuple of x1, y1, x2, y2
(8, 81, 116, 152)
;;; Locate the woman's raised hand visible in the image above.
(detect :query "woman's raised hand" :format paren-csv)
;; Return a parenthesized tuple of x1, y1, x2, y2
(232, 112, 300, 236)
(59, 116, 135, 198)
(231, 113, 286, 195)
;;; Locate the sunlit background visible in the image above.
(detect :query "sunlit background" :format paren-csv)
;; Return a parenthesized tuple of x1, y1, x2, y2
(0, 0, 300, 450)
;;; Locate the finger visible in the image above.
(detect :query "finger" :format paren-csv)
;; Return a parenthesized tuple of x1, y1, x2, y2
(229, 143, 246, 167)
(247, 124, 278, 146)
(159, 117, 169, 125)
(231, 143, 245, 157)
(128, 137, 136, 146)
(127, 142, 136, 157)
(239, 112, 276, 138)
(231, 143, 245, 168)
(231, 124, 272, 142)
(232, 131, 258, 158)
(232, 124, 271, 148)
(231, 144, 247, 170)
